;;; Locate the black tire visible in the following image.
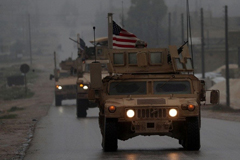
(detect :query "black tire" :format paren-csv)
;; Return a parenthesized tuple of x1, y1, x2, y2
(99, 114, 104, 135)
(55, 95, 62, 106)
(182, 117, 200, 150)
(102, 118, 118, 152)
(76, 99, 88, 118)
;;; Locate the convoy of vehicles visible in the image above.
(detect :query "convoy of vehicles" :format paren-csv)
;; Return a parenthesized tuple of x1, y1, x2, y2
(50, 13, 219, 152)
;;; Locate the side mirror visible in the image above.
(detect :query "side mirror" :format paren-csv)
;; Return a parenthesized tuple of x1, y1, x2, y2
(90, 62, 102, 90)
(49, 74, 54, 80)
(210, 90, 220, 104)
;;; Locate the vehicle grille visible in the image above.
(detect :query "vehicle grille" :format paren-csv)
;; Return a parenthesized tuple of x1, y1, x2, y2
(64, 85, 76, 90)
(136, 108, 167, 119)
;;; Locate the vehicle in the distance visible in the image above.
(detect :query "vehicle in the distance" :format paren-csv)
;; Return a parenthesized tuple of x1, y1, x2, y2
(76, 59, 109, 117)
(50, 53, 77, 106)
(75, 36, 109, 118)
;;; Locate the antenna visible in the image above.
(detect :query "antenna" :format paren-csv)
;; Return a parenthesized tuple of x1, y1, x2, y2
(186, 0, 194, 72)
(93, 26, 96, 62)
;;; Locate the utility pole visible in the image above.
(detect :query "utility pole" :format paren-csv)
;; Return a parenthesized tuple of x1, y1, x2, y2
(186, 0, 189, 45)
(121, 1, 124, 28)
(225, 5, 230, 107)
(201, 8, 205, 78)
(168, 12, 171, 45)
(238, 47, 240, 67)
(108, 13, 113, 49)
(93, 26, 96, 62)
(156, 17, 159, 46)
(28, 13, 32, 65)
(181, 13, 184, 43)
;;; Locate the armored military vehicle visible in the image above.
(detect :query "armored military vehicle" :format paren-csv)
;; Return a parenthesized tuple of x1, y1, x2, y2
(89, 45, 219, 151)
(50, 52, 77, 106)
(75, 35, 109, 118)
(76, 58, 109, 117)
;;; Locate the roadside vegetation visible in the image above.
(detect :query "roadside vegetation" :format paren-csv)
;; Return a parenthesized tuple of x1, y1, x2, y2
(0, 106, 24, 120)
(0, 114, 18, 119)
(0, 65, 37, 100)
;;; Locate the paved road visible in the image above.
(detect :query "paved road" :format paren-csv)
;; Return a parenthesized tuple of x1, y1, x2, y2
(24, 100, 240, 160)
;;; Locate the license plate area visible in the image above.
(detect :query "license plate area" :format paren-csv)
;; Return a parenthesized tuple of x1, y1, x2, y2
(132, 121, 172, 133)
(147, 122, 154, 128)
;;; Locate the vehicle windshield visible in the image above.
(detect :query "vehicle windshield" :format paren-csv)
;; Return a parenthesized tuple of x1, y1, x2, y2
(109, 81, 147, 95)
(85, 63, 108, 72)
(153, 81, 191, 94)
(59, 72, 71, 78)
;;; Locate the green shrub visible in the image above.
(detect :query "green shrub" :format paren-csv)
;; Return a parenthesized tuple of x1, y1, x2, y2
(7, 106, 24, 112)
(0, 114, 17, 119)
(0, 85, 34, 100)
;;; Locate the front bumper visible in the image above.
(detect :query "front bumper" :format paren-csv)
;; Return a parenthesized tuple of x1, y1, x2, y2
(132, 120, 173, 133)
(77, 93, 88, 99)
(104, 106, 199, 134)
(55, 90, 76, 100)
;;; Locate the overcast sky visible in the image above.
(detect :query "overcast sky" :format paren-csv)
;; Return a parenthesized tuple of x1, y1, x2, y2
(1, 0, 240, 60)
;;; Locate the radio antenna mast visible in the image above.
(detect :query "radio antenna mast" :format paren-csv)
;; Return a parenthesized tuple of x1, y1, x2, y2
(186, 0, 194, 71)
(93, 26, 96, 62)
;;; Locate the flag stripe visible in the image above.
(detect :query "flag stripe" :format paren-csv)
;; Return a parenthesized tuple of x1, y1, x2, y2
(113, 37, 137, 43)
(119, 33, 137, 38)
(113, 43, 136, 48)
(113, 41, 136, 46)
(113, 21, 138, 49)
(119, 30, 137, 37)
(113, 35, 138, 40)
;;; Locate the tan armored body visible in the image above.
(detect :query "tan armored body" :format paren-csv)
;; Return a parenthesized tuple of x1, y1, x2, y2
(75, 35, 109, 117)
(89, 45, 219, 151)
(76, 59, 109, 117)
(50, 52, 78, 106)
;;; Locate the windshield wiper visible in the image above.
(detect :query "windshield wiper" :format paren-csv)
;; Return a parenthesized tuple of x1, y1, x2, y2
(157, 75, 175, 90)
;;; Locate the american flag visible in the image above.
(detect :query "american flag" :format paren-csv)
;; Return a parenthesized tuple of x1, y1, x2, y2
(79, 38, 86, 51)
(113, 21, 138, 49)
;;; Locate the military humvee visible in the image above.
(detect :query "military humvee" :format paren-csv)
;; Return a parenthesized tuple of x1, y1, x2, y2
(89, 45, 219, 151)
(50, 52, 77, 106)
(76, 36, 109, 118)
(76, 59, 109, 117)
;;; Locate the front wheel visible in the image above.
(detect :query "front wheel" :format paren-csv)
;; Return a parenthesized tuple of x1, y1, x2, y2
(102, 118, 118, 152)
(181, 117, 200, 150)
(55, 95, 62, 106)
(76, 99, 89, 118)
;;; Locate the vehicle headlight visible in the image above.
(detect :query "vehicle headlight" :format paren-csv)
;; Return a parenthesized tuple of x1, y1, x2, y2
(56, 85, 62, 90)
(169, 108, 177, 117)
(83, 85, 88, 90)
(126, 109, 135, 118)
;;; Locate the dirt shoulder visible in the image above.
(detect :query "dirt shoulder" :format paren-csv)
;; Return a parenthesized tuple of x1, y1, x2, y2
(0, 55, 54, 160)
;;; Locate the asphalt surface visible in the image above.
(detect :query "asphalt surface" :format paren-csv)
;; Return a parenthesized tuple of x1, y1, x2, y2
(24, 100, 240, 160)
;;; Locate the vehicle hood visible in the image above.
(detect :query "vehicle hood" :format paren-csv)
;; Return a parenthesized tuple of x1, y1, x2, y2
(56, 76, 77, 85)
(77, 72, 109, 84)
(105, 97, 198, 107)
(77, 73, 91, 84)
